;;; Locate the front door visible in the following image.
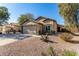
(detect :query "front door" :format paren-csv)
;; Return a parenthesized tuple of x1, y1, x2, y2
(46, 25, 51, 32)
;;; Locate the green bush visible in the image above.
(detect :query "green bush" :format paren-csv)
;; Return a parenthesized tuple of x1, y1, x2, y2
(47, 47, 56, 56)
(41, 46, 77, 56)
(63, 50, 77, 56)
(41, 46, 56, 56)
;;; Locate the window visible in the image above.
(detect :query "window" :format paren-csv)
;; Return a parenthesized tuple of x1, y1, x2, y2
(46, 25, 50, 31)
(77, 9, 79, 23)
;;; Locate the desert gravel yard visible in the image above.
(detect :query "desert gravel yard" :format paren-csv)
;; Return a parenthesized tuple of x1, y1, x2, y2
(0, 35, 79, 56)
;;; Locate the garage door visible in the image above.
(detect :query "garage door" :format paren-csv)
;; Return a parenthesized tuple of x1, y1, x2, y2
(23, 25, 37, 34)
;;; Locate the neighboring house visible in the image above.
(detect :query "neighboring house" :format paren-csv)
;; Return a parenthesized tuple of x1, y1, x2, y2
(0, 26, 3, 33)
(57, 24, 65, 32)
(1, 23, 20, 34)
(21, 16, 58, 35)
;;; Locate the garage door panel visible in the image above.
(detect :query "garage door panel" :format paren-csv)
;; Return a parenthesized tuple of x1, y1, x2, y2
(23, 25, 37, 34)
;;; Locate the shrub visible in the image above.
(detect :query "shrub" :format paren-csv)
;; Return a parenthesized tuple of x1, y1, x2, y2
(47, 46, 56, 56)
(41, 46, 77, 56)
(63, 50, 77, 56)
(40, 34, 49, 42)
(59, 32, 73, 41)
(41, 46, 56, 56)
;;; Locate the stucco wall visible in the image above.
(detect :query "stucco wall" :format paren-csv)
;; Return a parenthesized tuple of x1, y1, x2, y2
(44, 20, 57, 33)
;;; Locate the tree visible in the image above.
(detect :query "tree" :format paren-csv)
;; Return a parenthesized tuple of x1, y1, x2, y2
(18, 13, 35, 25)
(58, 3, 79, 32)
(0, 7, 10, 25)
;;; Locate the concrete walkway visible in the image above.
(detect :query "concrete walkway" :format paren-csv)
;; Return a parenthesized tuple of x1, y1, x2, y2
(0, 39, 17, 46)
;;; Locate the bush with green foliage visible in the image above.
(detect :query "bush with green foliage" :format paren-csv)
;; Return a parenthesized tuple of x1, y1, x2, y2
(41, 46, 77, 56)
(63, 50, 77, 56)
(47, 47, 56, 56)
(41, 46, 56, 56)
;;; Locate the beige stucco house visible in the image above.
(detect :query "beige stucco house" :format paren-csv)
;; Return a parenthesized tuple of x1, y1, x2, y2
(0, 23, 20, 34)
(0, 17, 64, 34)
(21, 16, 58, 35)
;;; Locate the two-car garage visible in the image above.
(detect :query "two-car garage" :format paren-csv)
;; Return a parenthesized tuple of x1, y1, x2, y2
(22, 22, 38, 34)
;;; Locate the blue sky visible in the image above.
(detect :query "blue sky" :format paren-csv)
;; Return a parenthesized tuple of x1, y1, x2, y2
(0, 3, 64, 25)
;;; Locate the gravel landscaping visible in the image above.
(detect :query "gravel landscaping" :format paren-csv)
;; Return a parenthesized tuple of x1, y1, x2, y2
(0, 34, 78, 56)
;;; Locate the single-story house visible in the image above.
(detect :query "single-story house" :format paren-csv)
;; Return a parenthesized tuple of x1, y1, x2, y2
(1, 23, 20, 34)
(21, 16, 58, 35)
(0, 17, 65, 34)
